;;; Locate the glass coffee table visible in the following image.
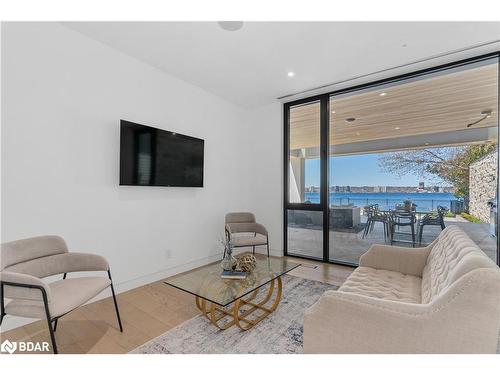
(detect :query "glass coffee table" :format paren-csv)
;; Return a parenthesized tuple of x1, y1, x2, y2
(164, 255, 300, 330)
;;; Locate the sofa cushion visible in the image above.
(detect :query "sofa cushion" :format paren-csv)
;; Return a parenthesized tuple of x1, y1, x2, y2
(339, 266, 422, 303)
(421, 225, 497, 304)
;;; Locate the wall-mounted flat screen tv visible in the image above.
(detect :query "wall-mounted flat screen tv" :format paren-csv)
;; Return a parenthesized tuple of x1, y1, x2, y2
(120, 120, 204, 187)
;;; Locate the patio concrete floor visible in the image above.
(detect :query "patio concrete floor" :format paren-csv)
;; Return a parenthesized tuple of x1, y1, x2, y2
(288, 215, 497, 264)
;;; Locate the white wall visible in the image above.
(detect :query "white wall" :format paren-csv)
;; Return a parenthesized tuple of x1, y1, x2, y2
(244, 103, 283, 253)
(1, 22, 265, 330)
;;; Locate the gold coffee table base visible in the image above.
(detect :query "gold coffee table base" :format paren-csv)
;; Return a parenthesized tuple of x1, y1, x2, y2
(195, 276, 283, 331)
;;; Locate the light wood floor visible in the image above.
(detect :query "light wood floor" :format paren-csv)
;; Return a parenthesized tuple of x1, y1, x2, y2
(0, 255, 353, 354)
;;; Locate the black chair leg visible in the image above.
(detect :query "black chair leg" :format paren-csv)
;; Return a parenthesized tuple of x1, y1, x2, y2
(0, 283, 4, 327)
(411, 224, 416, 247)
(362, 219, 370, 238)
(46, 317, 58, 354)
(53, 272, 66, 332)
(108, 270, 123, 332)
(266, 237, 270, 257)
(40, 290, 58, 354)
(252, 246, 255, 254)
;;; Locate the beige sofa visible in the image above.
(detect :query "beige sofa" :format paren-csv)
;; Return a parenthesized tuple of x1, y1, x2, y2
(304, 225, 500, 353)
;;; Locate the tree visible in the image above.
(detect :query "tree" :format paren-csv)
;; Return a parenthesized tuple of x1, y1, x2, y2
(378, 143, 497, 198)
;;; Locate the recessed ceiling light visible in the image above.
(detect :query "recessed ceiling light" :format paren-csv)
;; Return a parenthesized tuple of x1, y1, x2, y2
(287, 71, 295, 77)
(331, 110, 336, 114)
(394, 127, 400, 130)
(379, 92, 387, 97)
(345, 117, 356, 123)
(217, 21, 244, 31)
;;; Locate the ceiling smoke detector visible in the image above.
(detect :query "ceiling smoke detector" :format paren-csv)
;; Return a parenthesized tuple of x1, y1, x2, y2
(217, 21, 244, 31)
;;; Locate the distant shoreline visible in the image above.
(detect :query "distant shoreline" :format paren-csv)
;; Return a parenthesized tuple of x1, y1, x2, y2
(304, 191, 458, 210)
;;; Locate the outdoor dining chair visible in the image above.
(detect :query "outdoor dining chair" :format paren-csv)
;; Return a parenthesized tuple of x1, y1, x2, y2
(417, 205, 447, 245)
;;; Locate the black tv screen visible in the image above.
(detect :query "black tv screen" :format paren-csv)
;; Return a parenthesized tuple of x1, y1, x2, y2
(120, 120, 204, 187)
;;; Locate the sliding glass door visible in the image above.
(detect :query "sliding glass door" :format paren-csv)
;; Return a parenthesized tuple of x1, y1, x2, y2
(285, 99, 326, 260)
(284, 53, 500, 266)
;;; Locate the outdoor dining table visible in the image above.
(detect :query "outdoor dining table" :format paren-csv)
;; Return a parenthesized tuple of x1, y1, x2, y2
(378, 208, 437, 219)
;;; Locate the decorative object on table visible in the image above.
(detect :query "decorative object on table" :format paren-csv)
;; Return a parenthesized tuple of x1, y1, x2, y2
(220, 270, 248, 280)
(238, 254, 257, 272)
(219, 233, 237, 271)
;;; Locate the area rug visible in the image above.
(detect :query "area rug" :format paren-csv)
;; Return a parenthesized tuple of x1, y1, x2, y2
(130, 275, 338, 354)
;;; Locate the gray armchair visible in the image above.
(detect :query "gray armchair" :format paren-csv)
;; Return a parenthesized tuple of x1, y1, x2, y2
(225, 212, 269, 257)
(0, 235, 123, 354)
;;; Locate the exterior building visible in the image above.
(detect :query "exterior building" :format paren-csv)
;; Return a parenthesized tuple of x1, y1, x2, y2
(469, 149, 498, 223)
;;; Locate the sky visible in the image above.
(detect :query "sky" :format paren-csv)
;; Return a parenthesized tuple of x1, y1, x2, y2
(305, 153, 445, 187)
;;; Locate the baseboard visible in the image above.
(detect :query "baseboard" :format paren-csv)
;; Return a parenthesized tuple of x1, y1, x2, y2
(0, 247, 284, 332)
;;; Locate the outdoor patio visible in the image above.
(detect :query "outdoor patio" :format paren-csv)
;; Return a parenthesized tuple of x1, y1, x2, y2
(288, 214, 497, 264)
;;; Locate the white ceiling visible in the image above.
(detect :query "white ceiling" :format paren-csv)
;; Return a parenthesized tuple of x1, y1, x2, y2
(62, 22, 500, 109)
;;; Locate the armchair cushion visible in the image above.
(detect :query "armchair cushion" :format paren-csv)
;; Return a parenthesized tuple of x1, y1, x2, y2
(4, 252, 109, 278)
(1, 235, 68, 269)
(231, 234, 268, 247)
(5, 276, 111, 319)
(225, 212, 256, 224)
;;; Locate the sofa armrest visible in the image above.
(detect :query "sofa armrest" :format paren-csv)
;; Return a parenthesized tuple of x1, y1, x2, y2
(359, 243, 431, 276)
(0, 271, 51, 302)
(304, 268, 500, 353)
(304, 290, 428, 353)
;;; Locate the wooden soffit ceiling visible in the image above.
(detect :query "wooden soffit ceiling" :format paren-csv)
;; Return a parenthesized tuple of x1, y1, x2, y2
(289, 61, 499, 151)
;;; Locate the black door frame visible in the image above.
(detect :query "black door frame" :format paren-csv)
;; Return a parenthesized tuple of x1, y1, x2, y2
(283, 51, 500, 267)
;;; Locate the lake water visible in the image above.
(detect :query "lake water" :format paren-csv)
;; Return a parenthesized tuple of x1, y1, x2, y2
(304, 192, 458, 211)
